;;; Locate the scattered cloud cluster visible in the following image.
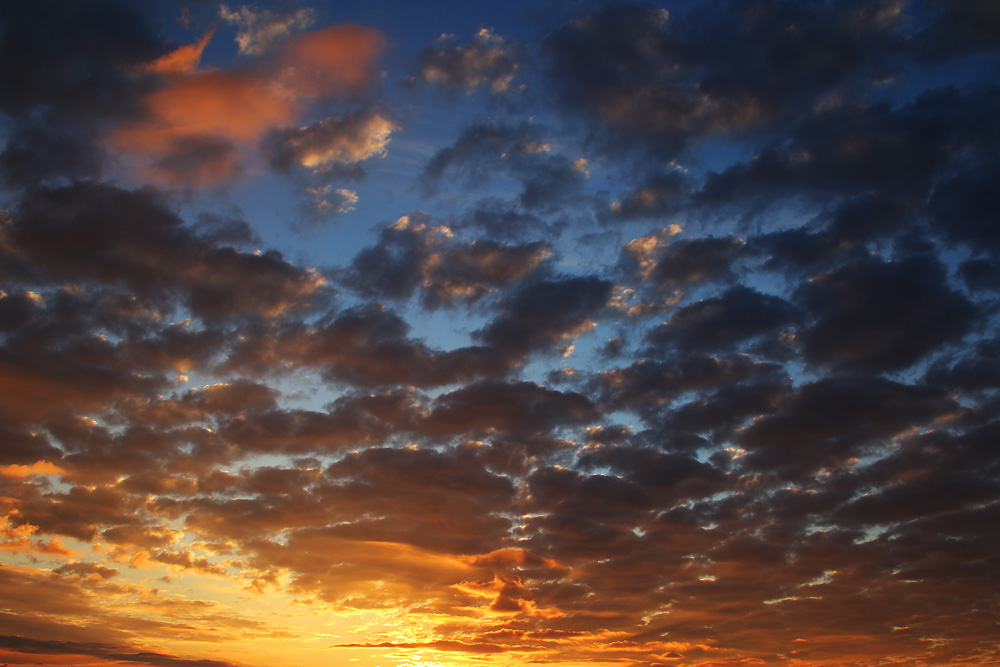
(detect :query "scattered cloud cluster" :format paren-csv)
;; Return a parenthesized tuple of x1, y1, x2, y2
(417, 28, 521, 93)
(1, 2, 999, 667)
(219, 4, 316, 55)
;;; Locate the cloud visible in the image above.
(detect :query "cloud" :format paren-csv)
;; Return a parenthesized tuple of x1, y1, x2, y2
(0, 1, 163, 120)
(2, 2, 1000, 666)
(265, 110, 397, 173)
(0, 1, 167, 188)
(144, 29, 214, 75)
(417, 28, 521, 93)
(540, 1, 905, 159)
(223, 304, 506, 387)
(918, 0, 1000, 58)
(621, 234, 746, 309)
(0, 460, 65, 478)
(0, 633, 248, 667)
(794, 254, 977, 371)
(220, 4, 316, 55)
(421, 380, 599, 436)
(603, 169, 692, 222)
(477, 275, 614, 359)
(339, 212, 552, 308)
(597, 354, 782, 426)
(419, 121, 589, 210)
(647, 285, 801, 353)
(929, 162, 1000, 256)
(737, 375, 960, 475)
(151, 135, 242, 188)
(110, 23, 385, 185)
(9, 182, 331, 321)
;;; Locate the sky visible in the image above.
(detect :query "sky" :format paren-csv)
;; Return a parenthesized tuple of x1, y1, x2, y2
(0, 1, 998, 666)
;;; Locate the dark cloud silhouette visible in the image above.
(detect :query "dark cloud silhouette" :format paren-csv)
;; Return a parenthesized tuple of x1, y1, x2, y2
(0, 1, 165, 188)
(9, 182, 331, 321)
(0, 634, 247, 667)
(794, 254, 977, 371)
(339, 212, 551, 308)
(0, 0, 162, 119)
(738, 376, 959, 475)
(541, 0, 903, 155)
(648, 285, 801, 353)
(419, 121, 589, 210)
(477, 275, 614, 358)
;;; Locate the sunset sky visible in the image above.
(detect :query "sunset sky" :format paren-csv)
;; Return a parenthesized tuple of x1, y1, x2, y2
(1, 1, 999, 666)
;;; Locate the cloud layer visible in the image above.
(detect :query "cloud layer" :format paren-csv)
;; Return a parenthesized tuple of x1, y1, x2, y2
(1, 2, 999, 667)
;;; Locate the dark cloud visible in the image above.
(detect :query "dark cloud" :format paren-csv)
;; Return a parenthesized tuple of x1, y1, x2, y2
(9, 182, 330, 321)
(541, 1, 904, 155)
(924, 336, 1000, 392)
(929, 163, 1000, 256)
(661, 375, 791, 443)
(151, 135, 243, 188)
(0, 115, 104, 188)
(738, 376, 959, 475)
(597, 353, 783, 426)
(0, 0, 162, 119)
(455, 199, 568, 242)
(601, 169, 692, 222)
(0, 1, 167, 188)
(620, 233, 746, 311)
(477, 275, 614, 358)
(697, 85, 1000, 224)
(422, 380, 598, 436)
(416, 28, 521, 93)
(919, 0, 1000, 58)
(224, 304, 506, 387)
(54, 561, 120, 579)
(0, 634, 247, 667)
(419, 121, 589, 210)
(794, 254, 977, 371)
(338, 212, 551, 308)
(648, 285, 801, 353)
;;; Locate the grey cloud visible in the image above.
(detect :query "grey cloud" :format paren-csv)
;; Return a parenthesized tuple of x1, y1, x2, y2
(477, 275, 614, 358)
(10, 182, 331, 321)
(417, 28, 521, 93)
(219, 4, 315, 55)
(422, 380, 598, 436)
(648, 285, 801, 353)
(224, 304, 506, 388)
(794, 254, 977, 372)
(541, 1, 904, 156)
(339, 213, 551, 308)
(420, 121, 588, 210)
(738, 376, 959, 475)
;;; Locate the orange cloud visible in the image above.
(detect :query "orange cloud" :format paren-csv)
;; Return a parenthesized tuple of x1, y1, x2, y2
(0, 460, 65, 478)
(463, 547, 565, 572)
(111, 24, 385, 185)
(144, 29, 215, 74)
(277, 24, 384, 96)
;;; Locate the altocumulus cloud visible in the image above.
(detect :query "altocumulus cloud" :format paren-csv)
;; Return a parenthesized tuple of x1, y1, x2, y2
(1, 2, 999, 667)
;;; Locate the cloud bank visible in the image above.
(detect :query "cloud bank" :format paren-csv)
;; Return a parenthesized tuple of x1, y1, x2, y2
(1, 2, 998, 667)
